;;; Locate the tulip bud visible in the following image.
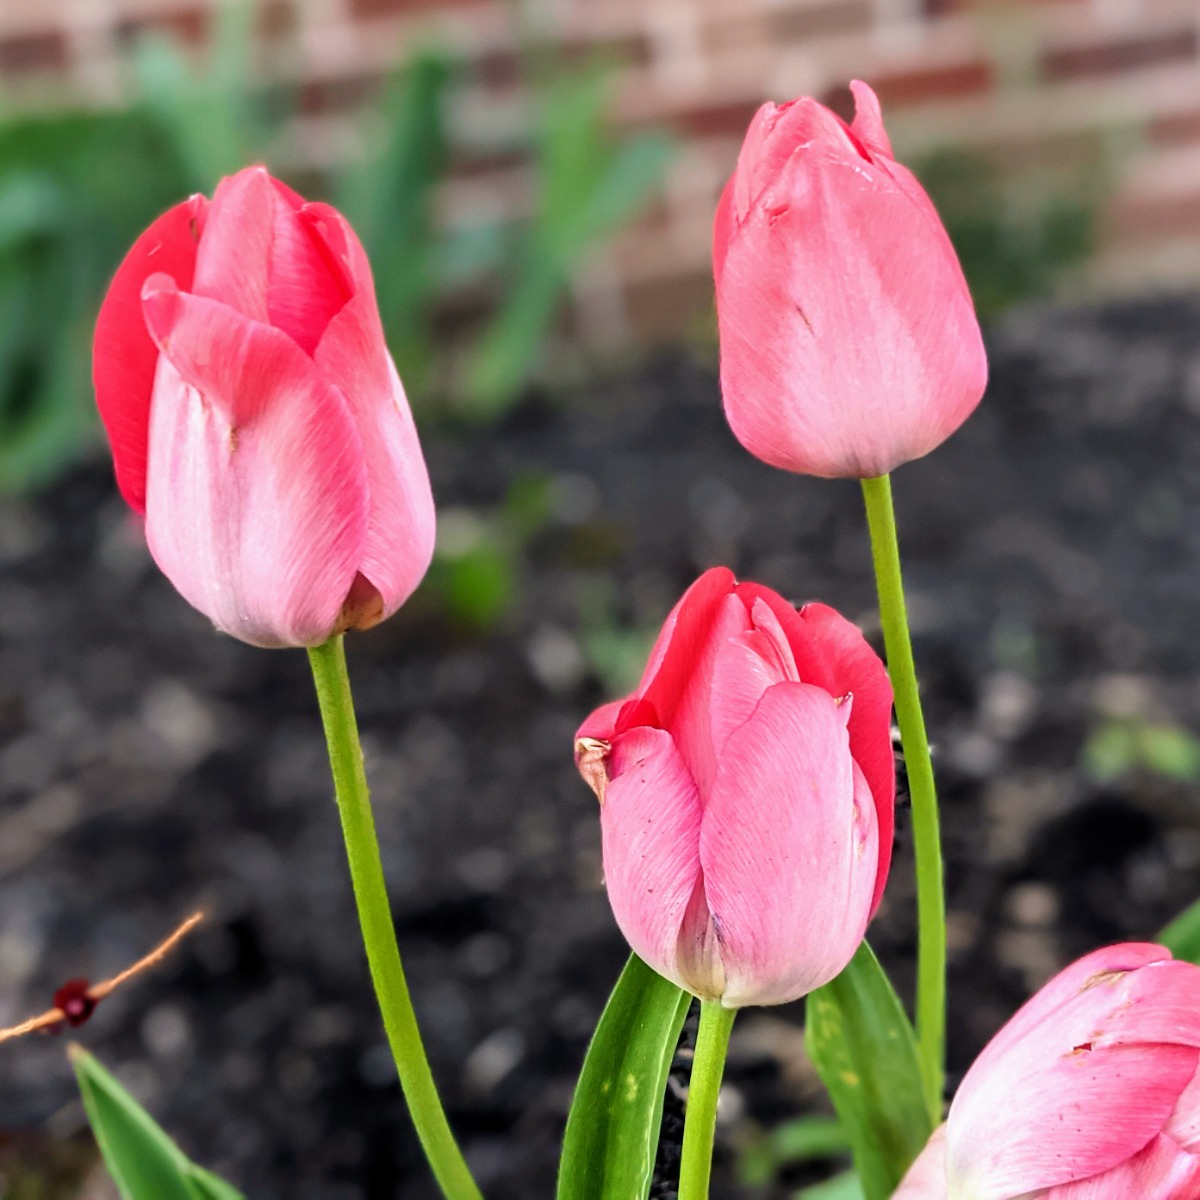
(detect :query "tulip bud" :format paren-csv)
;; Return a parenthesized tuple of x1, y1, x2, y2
(895, 943, 1200, 1199)
(574, 568, 895, 1007)
(93, 167, 436, 648)
(713, 81, 987, 479)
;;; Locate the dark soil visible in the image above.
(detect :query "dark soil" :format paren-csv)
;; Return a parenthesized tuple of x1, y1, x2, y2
(2, 293, 1200, 1199)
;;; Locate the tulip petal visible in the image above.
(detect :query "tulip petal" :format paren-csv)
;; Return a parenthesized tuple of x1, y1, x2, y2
(192, 168, 349, 353)
(93, 195, 207, 513)
(949, 946, 1200, 1197)
(1165, 1067, 1200, 1152)
(732, 99, 862, 226)
(735, 585, 895, 913)
(706, 598, 800, 758)
(700, 682, 877, 1007)
(1045, 1135, 1200, 1200)
(848, 80, 893, 160)
(892, 1125, 948, 1200)
(140, 278, 369, 647)
(717, 138, 987, 479)
(304, 202, 436, 616)
(600, 727, 705, 994)
(636, 567, 737, 728)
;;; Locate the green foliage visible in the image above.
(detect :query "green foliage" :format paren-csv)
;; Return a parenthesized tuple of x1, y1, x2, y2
(557, 954, 692, 1200)
(335, 50, 455, 395)
(1160, 896, 1200, 964)
(425, 472, 554, 630)
(795, 1171, 867, 1200)
(805, 942, 933, 1200)
(71, 1046, 244, 1200)
(0, 6, 673, 494)
(737, 1114, 851, 1189)
(916, 148, 1098, 319)
(0, 108, 193, 492)
(1081, 718, 1200, 784)
(462, 67, 673, 419)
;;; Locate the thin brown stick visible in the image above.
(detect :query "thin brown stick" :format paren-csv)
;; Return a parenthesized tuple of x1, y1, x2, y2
(0, 912, 204, 1045)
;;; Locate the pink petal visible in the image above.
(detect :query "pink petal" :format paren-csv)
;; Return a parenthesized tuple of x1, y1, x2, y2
(893, 1125, 949, 1200)
(1165, 1066, 1200, 1152)
(666, 592, 754, 797)
(700, 681, 878, 1007)
(140, 278, 369, 647)
(576, 699, 626, 745)
(731, 99, 863, 226)
(848, 80, 893, 160)
(192, 167, 349, 353)
(948, 947, 1200, 1197)
(600, 727, 705, 994)
(304, 202, 436, 616)
(93, 195, 207, 513)
(705, 597, 799, 759)
(636, 567, 738, 734)
(712, 175, 737, 287)
(1045, 1135, 1200, 1200)
(716, 137, 987, 479)
(735, 586, 895, 913)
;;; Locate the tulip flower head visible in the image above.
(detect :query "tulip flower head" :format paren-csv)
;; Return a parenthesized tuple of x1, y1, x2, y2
(575, 568, 895, 1008)
(713, 81, 988, 479)
(894, 943, 1200, 1199)
(93, 167, 436, 648)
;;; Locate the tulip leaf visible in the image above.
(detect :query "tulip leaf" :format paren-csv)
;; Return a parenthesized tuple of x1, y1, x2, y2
(557, 953, 692, 1200)
(805, 942, 932, 1200)
(1160, 896, 1200, 963)
(795, 1170, 866, 1200)
(70, 1046, 244, 1200)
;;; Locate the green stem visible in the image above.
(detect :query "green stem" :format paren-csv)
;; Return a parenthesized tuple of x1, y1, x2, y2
(307, 637, 482, 1200)
(678, 1002, 736, 1200)
(860, 473, 944, 1125)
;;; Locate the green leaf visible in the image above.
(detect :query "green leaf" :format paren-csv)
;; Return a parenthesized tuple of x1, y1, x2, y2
(795, 1170, 866, 1200)
(70, 1046, 244, 1200)
(805, 943, 932, 1200)
(1160, 896, 1200, 963)
(557, 953, 691, 1200)
(738, 1114, 851, 1187)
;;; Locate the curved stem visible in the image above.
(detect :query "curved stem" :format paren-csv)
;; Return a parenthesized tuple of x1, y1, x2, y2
(308, 637, 482, 1200)
(678, 1001, 736, 1200)
(860, 473, 945, 1124)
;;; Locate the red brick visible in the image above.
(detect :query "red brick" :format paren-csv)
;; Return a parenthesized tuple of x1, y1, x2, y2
(772, 0, 873, 41)
(1108, 191, 1200, 243)
(676, 98, 763, 138)
(1148, 108, 1200, 147)
(115, 7, 208, 46)
(256, 0, 296, 41)
(868, 59, 994, 107)
(346, 0, 457, 17)
(298, 72, 386, 117)
(623, 267, 715, 342)
(0, 30, 68, 75)
(1042, 27, 1198, 81)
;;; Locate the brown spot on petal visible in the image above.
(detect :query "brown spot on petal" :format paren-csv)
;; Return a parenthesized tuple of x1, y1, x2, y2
(1081, 968, 1130, 991)
(575, 737, 611, 804)
(336, 572, 385, 634)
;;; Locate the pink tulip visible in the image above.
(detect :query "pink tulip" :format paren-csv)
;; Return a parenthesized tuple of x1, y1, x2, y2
(574, 567, 894, 1007)
(93, 167, 436, 648)
(713, 81, 987, 480)
(895, 943, 1200, 1199)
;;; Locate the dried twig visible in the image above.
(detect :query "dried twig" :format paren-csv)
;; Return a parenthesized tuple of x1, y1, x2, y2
(0, 912, 204, 1045)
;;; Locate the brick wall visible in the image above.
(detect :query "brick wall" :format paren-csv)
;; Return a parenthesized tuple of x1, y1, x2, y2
(3, 0, 1199, 347)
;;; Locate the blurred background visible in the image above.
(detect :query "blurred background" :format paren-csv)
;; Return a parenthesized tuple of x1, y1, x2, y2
(2, 0, 1200, 1197)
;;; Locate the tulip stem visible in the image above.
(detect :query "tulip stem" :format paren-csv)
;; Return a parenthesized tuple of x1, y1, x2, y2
(678, 1001, 736, 1200)
(307, 637, 482, 1200)
(860, 473, 945, 1125)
